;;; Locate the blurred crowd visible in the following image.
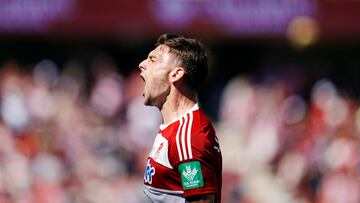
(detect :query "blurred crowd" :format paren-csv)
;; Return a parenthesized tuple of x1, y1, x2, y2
(0, 56, 162, 203)
(0, 56, 360, 203)
(219, 76, 360, 203)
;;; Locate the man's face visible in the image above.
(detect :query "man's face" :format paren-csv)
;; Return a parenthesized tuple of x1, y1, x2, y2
(138, 45, 178, 108)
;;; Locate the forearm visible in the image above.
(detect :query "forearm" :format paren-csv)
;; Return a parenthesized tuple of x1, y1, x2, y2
(187, 194, 215, 203)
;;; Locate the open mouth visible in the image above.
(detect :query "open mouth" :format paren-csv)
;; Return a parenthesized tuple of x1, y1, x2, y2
(140, 75, 145, 96)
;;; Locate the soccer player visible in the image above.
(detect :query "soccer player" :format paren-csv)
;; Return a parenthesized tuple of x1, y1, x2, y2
(139, 34, 222, 203)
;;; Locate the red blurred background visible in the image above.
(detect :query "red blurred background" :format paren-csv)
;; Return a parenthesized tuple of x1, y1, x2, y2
(0, 0, 360, 40)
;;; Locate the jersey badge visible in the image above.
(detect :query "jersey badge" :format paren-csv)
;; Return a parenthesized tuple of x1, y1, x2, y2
(178, 161, 204, 190)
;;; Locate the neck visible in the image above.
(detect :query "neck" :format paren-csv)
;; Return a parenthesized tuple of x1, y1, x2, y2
(160, 90, 197, 125)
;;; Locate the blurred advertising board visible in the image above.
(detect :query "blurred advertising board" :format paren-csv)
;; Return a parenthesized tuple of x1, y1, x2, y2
(0, 0, 359, 40)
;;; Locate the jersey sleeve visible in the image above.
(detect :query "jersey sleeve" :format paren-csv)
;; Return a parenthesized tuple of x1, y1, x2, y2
(170, 112, 222, 200)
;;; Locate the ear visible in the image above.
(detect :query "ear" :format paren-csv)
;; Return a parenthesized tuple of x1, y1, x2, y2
(169, 67, 185, 83)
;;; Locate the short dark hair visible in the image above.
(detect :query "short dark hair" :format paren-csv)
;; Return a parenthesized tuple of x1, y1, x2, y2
(156, 33, 208, 91)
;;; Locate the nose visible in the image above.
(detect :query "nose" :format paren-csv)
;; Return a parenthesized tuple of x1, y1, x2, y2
(139, 59, 146, 71)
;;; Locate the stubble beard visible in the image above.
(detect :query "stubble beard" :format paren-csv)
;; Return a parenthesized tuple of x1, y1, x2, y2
(143, 88, 170, 109)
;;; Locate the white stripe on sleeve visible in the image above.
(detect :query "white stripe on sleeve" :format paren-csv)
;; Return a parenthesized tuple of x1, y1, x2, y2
(181, 114, 188, 160)
(176, 117, 183, 161)
(187, 112, 193, 159)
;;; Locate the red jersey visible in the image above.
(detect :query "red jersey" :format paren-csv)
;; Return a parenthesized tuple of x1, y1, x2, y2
(144, 104, 222, 203)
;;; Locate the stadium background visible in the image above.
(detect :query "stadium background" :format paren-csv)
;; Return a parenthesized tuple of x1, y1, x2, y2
(1, 0, 360, 202)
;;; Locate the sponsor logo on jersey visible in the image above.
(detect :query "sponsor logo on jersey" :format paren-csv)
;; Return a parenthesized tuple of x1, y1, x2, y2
(214, 137, 221, 153)
(144, 159, 155, 184)
(178, 161, 204, 190)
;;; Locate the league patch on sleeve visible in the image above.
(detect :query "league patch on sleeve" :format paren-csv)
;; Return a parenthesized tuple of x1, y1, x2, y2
(178, 161, 204, 190)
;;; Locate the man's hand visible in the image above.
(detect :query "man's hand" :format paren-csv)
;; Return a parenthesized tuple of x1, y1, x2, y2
(187, 194, 215, 203)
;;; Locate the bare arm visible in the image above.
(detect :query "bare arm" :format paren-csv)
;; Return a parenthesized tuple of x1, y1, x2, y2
(186, 194, 215, 203)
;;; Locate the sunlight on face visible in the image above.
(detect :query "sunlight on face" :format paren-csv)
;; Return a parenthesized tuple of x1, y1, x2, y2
(139, 45, 179, 108)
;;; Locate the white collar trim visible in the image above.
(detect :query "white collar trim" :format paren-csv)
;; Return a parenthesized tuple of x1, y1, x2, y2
(159, 103, 199, 130)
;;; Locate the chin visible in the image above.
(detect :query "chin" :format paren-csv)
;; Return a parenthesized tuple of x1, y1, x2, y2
(144, 97, 152, 106)
(144, 99, 162, 109)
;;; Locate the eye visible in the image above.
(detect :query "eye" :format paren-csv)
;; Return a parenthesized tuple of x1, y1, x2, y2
(149, 56, 156, 63)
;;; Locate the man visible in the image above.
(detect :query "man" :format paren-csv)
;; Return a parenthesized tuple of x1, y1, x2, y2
(139, 34, 222, 203)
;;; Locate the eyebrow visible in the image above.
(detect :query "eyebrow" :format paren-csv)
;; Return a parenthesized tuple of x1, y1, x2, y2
(148, 53, 157, 61)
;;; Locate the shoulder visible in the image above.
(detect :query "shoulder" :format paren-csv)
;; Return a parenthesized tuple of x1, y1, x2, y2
(191, 109, 216, 140)
(166, 107, 219, 165)
(186, 109, 218, 157)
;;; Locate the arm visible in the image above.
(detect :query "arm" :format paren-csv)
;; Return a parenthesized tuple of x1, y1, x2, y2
(187, 194, 215, 203)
